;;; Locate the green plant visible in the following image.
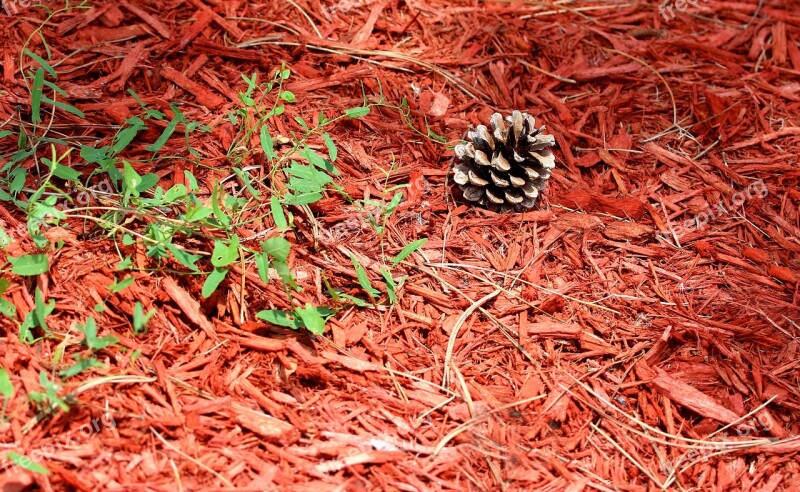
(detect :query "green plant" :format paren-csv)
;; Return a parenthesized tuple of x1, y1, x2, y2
(59, 355, 103, 379)
(18, 288, 54, 344)
(76, 317, 118, 351)
(390, 238, 428, 266)
(0, 277, 17, 318)
(52, 315, 121, 379)
(4, 452, 50, 475)
(132, 302, 156, 335)
(0, 368, 13, 421)
(3, 29, 436, 349)
(24, 49, 84, 126)
(256, 304, 334, 336)
(28, 371, 69, 414)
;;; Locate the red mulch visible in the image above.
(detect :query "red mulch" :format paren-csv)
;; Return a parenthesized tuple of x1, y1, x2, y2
(1, 1, 800, 490)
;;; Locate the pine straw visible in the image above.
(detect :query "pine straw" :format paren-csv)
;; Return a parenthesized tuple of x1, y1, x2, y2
(1, 0, 799, 490)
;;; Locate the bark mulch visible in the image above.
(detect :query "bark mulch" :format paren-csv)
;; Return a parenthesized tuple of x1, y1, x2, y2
(1, 0, 799, 490)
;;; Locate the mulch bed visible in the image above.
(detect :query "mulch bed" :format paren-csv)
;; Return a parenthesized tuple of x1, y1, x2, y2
(1, 0, 799, 490)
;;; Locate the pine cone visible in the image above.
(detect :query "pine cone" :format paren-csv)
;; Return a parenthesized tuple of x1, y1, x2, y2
(453, 111, 556, 211)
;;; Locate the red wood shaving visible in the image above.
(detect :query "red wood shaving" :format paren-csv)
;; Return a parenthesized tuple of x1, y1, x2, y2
(0, 1, 799, 490)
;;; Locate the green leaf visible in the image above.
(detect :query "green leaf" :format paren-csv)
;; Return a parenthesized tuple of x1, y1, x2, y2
(322, 133, 338, 162)
(80, 144, 112, 165)
(6, 453, 50, 475)
(337, 293, 372, 307)
(0, 298, 16, 318)
(224, 194, 247, 211)
(380, 269, 397, 305)
(391, 238, 428, 265)
(34, 371, 69, 412)
(255, 252, 271, 284)
(109, 276, 135, 294)
(128, 88, 147, 109)
(283, 191, 323, 206)
(211, 183, 231, 228)
(122, 161, 142, 202)
(280, 90, 295, 102)
(183, 202, 213, 223)
(266, 105, 285, 118)
(24, 49, 57, 77)
(29, 199, 66, 224)
(0, 368, 13, 399)
(33, 288, 54, 331)
(202, 267, 228, 298)
(301, 147, 338, 175)
(295, 304, 326, 335)
(285, 161, 332, 186)
(270, 195, 289, 230)
(132, 302, 155, 335)
(261, 236, 290, 262)
(111, 116, 147, 155)
(0, 227, 11, 248)
(259, 125, 278, 160)
(52, 163, 82, 182)
(345, 106, 370, 118)
(166, 244, 201, 272)
(385, 192, 403, 219)
(31, 68, 44, 124)
(116, 256, 133, 271)
(41, 79, 68, 97)
(41, 96, 84, 118)
(136, 173, 159, 193)
(273, 260, 298, 290)
(145, 104, 183, 153)
(294, 116, 309, 131)
(79, 317, 118, 350)
(283, 161, 332, 205)
(0, 130, 12, 139)
(350, 255, 380, 301)
(211, 236, 240, 268)
(9, 254, 49, 276)
(241, 72, 257, 96)
(9, 167, 26, 194)
(163, 184, 187, 203)
(130, 349, 142, 363)
(184, 170, 199, 191)
(18, 287, 53, 342)
(59, 354, 103, 378)
(240, 93, 255, 106)
(19, 313, 36, 344)
(256, 309, 297, 328)
(231, 168, 261, 199)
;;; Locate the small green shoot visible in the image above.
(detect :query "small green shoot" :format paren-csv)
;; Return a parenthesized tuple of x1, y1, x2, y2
(28, 371, 69, 413)
(392, 238, 428, 266)
(132, 302, 156, 335)
(77, 317, 118, 351)
(256, 304, 334, 335)
(59, 355, 103, 379)
(0, 368, 13, 421)
(350, 255, 380, 303)
(108, 276, 135, 294)
(19, 288, 55, 344)
(8, 254, 49, 276)
(5, 452, 50, 475)
(0, 278, 15, 318)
